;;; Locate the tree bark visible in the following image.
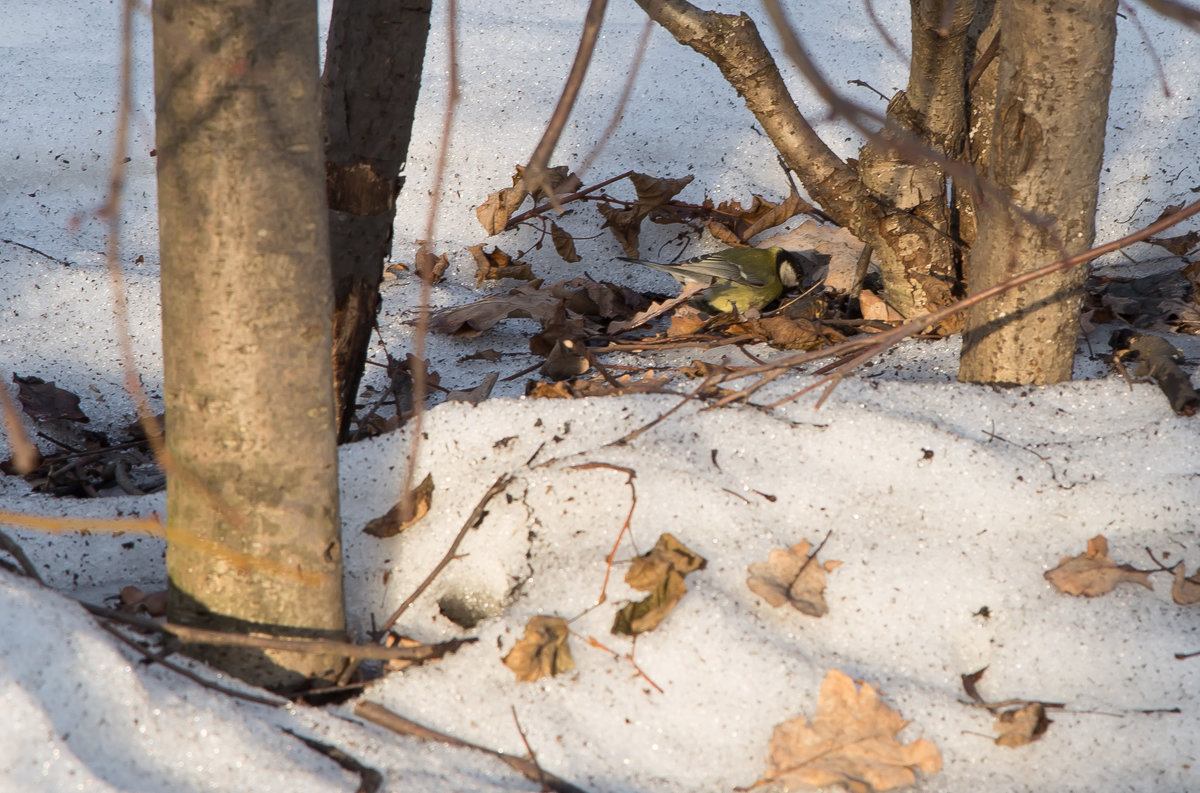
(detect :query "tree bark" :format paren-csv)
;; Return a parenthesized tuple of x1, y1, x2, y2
(323, 0, 432, 441)
(958, 0, 1117, 385)
(857, 0, 976, 317)
(634, 0, 964, 318)
(154, 0, 346, 690)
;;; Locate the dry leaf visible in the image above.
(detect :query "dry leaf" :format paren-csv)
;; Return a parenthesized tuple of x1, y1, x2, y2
(549, 221, 581, 263)
(540, 339, 590, 381)
(758, 669, 942, 793)
(598, 172, 694, 255)
(993, 702, 1051, 748)
(364, 473, 434, 538)
(469, 243, 534, 283)
(1172, 563, 1200, 605)
(731, 316, 846, 351)
(747, 539, 841, 617)
(1044, 535, 1153, 597)
(13, 374, 89, 423)
(444, 372, 498, 405)
(475, 180, 529, 235)
(502, 615, 575, 681)
(414, 243, 450, 282)
(612, 533, 707, 636)
(430, 286, 562, 336)
(606, 281, 708, 334)
(118, 586, 167, 617)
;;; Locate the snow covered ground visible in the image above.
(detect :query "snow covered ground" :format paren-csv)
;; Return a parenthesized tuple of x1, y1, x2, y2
(2, 1, 1200, 792)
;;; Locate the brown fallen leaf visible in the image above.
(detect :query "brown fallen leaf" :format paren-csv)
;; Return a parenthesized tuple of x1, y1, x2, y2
(502, 615, 575, 681)
(1044, 535, 1154, 597)
(598, 172, 694, 256)
(757, 669, 943, 793)
(549, 220, 581, 263)
(612, 533, 707, 636)
(13, 374, 89, 423)
(118, 585, 167, 617)
(469, 243, 534, 283)
(1172, 563, 1200, 605)
(730, 316, 846, 351)
(475, 178, 529, 235)
(993, 702, 1051, 748)
(364, 473, 434, 538)
(747, 539, 842, 617)
(430, 286, 562, 337)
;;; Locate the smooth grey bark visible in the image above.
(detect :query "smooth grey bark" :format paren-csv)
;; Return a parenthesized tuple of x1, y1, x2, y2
(154, 0, 346, 690)
(959, 0, 1118, 384)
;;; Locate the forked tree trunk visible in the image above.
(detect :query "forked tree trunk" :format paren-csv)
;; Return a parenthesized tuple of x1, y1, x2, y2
(324, 0, 432, 440)
(958, 0, 1117, 384)
(154, 0, 346, 690)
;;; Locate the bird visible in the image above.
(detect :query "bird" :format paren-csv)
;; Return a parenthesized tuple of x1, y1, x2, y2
(616, 246, 801, 313)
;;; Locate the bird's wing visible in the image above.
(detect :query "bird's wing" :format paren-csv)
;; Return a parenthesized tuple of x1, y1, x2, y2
(671, 251, 766, 286)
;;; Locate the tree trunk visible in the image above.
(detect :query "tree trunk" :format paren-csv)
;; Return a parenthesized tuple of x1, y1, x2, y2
(634, 0, 963, 318)
(323, 0, 432, 441)
(958, 0, 1117, 385)
(154, 0, 346, 690)
(857, 0, 976, 317)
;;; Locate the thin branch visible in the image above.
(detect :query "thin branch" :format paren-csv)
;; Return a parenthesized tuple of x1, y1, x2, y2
(96, 620, 289, 707)
(380, 474, 514, 635)
(401, 0, 462, 524)
(354, 701, 592, 793)
(84, 602, 474, 662)
(522, 0, 609, 208)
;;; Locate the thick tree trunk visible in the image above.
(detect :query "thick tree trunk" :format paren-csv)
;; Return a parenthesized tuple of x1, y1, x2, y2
(154, 0, 346, 690)
(323, 0, 432, 441)
(857, 0, 976, 316)
(958, 0, 1117, 385)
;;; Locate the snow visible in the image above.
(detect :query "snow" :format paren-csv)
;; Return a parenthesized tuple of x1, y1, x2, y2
(2, 1, 1200, 792)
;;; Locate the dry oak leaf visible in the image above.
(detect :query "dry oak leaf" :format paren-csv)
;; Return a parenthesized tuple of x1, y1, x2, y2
(993, 702, 1051, 748)
(1044, 535, 1153, 597)
(747, 539, 842, 617)
(612, 533, 707, 636)
(757, 669, 942, 793)
(502, 615, 575, 682)
(1172, 563, 1200, 605)
(363, 473, 434, 538)
(475, 179, 530, 235)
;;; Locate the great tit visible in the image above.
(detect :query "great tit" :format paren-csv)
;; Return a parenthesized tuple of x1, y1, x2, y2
(617, 246, 801, 313)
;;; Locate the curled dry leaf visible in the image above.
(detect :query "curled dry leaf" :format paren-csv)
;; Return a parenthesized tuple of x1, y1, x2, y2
(549, 221, 581, 263)
(469, 243, 534, 283)
(363, 473, 434, 538)
(1172, 563, 1200, 605)
(475, 179, 529, 235)
(430, 286, 562, 337)
(758, 669, 942, 793)
(502, 615, 575, 682)
(612, 533, 707, 636)
(1043, 535, 1153, 597)
(747, 539, 842, 617)
(993, 702, 1051, 748)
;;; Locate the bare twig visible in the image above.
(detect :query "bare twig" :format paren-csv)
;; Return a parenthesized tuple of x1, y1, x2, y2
(1, 238, 71, 266)
(400, 0, 462, 526)
(377, 473, 514, 636)
(522, 0, 609, 209)
(354, 700, 591, 793)
(705, 198, 1200, 409)
(569, 463, 637, 604)
(84, 601, 474, 662)
(96, 620, 289, 707)
(510, 707, 550, 793)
